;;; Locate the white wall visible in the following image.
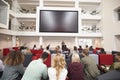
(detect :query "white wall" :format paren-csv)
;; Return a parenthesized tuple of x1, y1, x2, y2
(18, 36, 39, 49)
(0, 35, 12, 49)
(115, 36, 120, 51)
(102, 0, 120, 51)
(43, 36, 75, 50)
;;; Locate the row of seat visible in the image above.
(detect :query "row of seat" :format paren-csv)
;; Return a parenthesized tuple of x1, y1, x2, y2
(3, 48, 114, 67)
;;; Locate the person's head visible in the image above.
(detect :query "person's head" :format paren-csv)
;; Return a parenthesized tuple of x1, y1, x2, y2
(33, 44, 36, 48)
(79, 45, 82, 48)
(85, 45, 88, 48)
(40, 45, 43, 49)
(40, 52, 49, 61)
(83, 49, 89, 56)
(46, 44, 50, 50)
(74, 46, 77, 51)
(72, 53, 80, 62)
(115, 53, 120, 62)
(89, 46, 93, 50)
(51, 54, 66, 80)
(4, 50, 24, 66)
(100, 48, 105, 52)
(61, 41, 65, 45)
(52, 54, 66, 68)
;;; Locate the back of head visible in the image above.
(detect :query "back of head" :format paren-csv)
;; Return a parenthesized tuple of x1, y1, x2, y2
(4, 50, 24, 66)
(51, 54, 66, 80)
(72, 53, 80, 62)
(41, 52, 49, 60)
(115, 52, 120, 62)
(83, 49, 89, 56)
(52, 54, 66, 68)
(74, 46, 77, 51)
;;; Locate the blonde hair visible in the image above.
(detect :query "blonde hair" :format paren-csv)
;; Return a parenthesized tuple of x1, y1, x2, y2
(72, 53, 80, 62)
(4, 51, 24, 66)
(51, 54, 66, 80)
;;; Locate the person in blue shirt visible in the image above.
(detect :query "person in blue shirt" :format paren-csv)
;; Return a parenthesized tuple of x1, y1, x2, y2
(22, 52, 49, 80)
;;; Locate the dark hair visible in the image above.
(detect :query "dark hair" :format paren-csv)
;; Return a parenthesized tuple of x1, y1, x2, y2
(41, 52, 49, 60)
(4, 50, 24, 66)
(46, 44, 50, 50)
(74, 46, 77, 51)
(116, 52, 120, 56)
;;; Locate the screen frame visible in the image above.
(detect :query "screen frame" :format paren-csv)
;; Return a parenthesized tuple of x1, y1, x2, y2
(36, 7, 81, 36)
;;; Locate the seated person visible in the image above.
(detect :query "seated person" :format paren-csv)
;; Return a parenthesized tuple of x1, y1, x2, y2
(109, 52, 120, 70)
(67, 53, 84, 80)
(81, 49, 100, 80)
(97, 62, 120, 80)
(21, 52, 49, 80)
(48, 54, 68, 80)
(1, 51, 24, 80)
(99, 48, 106, 54)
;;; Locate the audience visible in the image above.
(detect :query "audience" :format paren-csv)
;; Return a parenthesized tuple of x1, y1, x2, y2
(21, 52, 49, 80)
(1, 51, 24, 80)
(99, 48, 106, 54)
(67, 53, 84, 80)
(39, 45, 44, 50)
(114, 52, 120, 62)
(89, 46, 94, 54)
(78, 45, 83, 53)
(81, 49, 100, 80)
(48, 54, 68, 80)
(2, 43, 118, 80)
(109, 52, 120, 70)
(54, 46, 61, 54)
(61, 41, 66, 51)
(72, 46, 79, 54)
(85, 45, 89, 50)
(33, 44, 37, 50)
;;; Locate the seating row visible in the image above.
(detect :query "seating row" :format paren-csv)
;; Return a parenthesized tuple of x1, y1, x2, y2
(3, 48, 114, 67)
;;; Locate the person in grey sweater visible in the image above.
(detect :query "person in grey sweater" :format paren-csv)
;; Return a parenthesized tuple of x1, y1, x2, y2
(81, 49, 100, 80)
(1, 50, 25, 80)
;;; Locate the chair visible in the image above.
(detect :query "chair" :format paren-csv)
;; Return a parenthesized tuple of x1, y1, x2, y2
(3, 48, 10, 56)
(23, 54, 32, 67)
(12, 47, 19, 51)
(44, 54, 51, 67)
(98, 54, 113, 74)
(99, 54, 113, 65)
(31, 49, 43, 60)
(89, 54, 99, 64)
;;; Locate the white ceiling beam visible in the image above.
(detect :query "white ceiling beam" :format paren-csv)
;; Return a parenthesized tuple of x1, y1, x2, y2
(19, 3, 39, 6)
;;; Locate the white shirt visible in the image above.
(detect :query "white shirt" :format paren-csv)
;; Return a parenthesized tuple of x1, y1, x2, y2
(48, 67, 68, 80)
(0, 60, 4, 71)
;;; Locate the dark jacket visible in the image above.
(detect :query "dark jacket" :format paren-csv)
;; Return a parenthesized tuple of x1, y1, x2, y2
(67, 62, 84, 80)
(97, 70, 120, 80)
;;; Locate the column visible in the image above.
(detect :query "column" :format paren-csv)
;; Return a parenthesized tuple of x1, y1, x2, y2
(75, 37, 78, 47)
(39, 0, 44, 7)
(39, 36, 43, 46)
(12, 36, 16, 47)
(75, 0, 79, 8)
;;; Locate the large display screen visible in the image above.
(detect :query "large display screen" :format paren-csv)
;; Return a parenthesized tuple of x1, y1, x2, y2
(39, 10, 78, 33)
